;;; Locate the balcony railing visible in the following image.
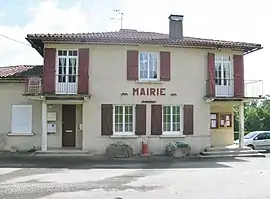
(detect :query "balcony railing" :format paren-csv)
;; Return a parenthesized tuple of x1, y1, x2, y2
(244, 80, 263, 98)
(24, 75, 80, 95)
(25, 77, 42, 95)
(205, 79, 264, 98)
(55, 75, 78, 95)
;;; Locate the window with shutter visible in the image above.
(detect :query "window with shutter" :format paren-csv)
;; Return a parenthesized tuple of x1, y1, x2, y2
(11, 105, 32, 134)
(162, 105, 183, 135)
(139, 52, 159, 81)
(113, 105, 135, 136)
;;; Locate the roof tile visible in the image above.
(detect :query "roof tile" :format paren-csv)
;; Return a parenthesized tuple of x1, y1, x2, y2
(26, 29, 262, 53)
(0, 65, 43, 78)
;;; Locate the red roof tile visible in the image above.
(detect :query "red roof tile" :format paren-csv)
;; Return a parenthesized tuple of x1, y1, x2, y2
(0, 65, 43, 78)
(26, 29, 262, 56)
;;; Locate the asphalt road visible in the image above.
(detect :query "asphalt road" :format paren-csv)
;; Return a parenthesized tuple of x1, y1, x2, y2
(0, 156, 269, 198)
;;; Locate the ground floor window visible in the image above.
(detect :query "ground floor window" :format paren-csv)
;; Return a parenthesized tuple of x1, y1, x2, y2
(162, 105, 182, 135)
(11, 105, 32, 134)
(113, 105, 135, 135)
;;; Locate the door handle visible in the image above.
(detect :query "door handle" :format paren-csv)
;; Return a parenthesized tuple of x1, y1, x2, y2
(65, 130, 72, 133)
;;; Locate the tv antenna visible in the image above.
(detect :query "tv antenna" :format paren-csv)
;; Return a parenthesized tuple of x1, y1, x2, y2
(111, 9, 123, 29)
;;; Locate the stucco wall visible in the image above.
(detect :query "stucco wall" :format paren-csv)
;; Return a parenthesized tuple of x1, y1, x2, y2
(79, 45, 213, 154)
(210, 102, 238, 147)
(1, 44, 241, 154)
(0, 83, 83, 151)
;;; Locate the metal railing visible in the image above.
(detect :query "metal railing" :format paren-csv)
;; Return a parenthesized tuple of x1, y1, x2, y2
(205, 78, 264, 98)
(244, 80, 263, 98)
(55, 75, 78, 94)
(25, 77, 42, 95)
(24, 75, 81, 95)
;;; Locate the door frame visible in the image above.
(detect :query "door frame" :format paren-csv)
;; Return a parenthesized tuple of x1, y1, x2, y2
(55, 49, 78, 94)
(62, 104, 76, 147)
(215, 55, 234, 97)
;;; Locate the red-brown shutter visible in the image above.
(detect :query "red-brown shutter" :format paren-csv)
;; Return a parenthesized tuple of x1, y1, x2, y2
(183, 105, 194, 135)
(233, 55, 244, 98)
(135, 104, 146, 135)
(101, 104, 113, 135)
(151, 104, 162, 135)
(127, 50, 138, 80)
(208, 53, 215, 97)
(43, 48, 56, 94)
(78, 48, 89, 94)
(160, 51, 171, 81)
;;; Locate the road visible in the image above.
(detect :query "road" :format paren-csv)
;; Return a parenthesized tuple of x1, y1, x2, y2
(0, 156, 269, 198)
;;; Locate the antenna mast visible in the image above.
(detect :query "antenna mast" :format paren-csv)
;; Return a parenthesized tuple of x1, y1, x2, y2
(112, 9, 123, 29)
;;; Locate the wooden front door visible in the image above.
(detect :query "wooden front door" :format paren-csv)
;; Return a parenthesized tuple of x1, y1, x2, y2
(62, 105, 76, 147)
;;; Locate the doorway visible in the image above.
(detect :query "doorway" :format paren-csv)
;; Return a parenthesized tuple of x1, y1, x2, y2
(62, 105, 76, 147)
(215, 55, 233, 97)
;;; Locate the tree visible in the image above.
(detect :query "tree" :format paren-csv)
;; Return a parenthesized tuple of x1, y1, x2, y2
(234, 95, 270, 132)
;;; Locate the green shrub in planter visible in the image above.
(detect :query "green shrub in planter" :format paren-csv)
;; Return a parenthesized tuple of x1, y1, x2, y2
(165, 141, 191, 157)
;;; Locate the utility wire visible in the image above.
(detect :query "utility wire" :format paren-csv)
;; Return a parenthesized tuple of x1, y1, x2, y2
(0, 34, 31, 46)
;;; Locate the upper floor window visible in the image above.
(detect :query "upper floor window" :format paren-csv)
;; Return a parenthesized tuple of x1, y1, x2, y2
(139, 52, 159, 81)
(57, 50, 78, 83)
(215, 55, 231, 86)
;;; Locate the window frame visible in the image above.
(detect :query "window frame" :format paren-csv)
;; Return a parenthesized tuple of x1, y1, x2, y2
(210, 113, 218, 129)
(56, 49, 79, 83)
(112, 105, 136, 136)
(219, 113, 232, 128)
(138, 52, 160, 81)
(214, 55, 232, 86)
(162, 104, 184, 135)
(11, 104, 33, 134)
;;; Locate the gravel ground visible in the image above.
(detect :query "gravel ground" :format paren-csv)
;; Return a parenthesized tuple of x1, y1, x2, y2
(0, 157, 269, 198)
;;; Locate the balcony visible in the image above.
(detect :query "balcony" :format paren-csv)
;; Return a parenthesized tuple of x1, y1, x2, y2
(55, 74, 78, 95)
(205, 79, 264, 99)
(24, 77, 42, 95)
(244, 80, 264, 98)
(24, 75, 89, 96)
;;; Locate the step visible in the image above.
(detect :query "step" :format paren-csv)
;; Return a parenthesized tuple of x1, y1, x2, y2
(205, 147, 252, 152)
(198, 153, 266, 158)
(34, 150, 91, 155)
(33, 153, 94, 157)
(201, 150, 263, 156)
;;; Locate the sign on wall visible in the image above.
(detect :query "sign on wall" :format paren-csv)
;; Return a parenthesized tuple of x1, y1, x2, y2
(133, 88, 166, 96)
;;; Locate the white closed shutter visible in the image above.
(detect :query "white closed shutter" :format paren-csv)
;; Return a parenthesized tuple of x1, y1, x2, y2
(11, 105, 32, 133)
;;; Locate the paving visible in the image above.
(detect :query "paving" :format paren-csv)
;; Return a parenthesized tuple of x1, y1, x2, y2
(0, 156, 269, 198)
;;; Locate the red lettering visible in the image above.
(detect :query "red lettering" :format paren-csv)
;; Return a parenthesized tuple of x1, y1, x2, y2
(133, 88, 139, 96)
(150, 88, 156, 96)
(140, 88, 146, 96)
(132, 88, 166, 96)
(160, 88, 166, 96)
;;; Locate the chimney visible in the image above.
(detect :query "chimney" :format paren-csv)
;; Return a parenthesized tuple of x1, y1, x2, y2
(169, 14, 184, 40)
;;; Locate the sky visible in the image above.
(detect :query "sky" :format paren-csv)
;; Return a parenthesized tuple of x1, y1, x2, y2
(0, 0, 269, 93)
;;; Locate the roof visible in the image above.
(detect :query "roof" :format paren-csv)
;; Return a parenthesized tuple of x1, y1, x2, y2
(26, 29, 263, 56)
(0, 65, 43, 78)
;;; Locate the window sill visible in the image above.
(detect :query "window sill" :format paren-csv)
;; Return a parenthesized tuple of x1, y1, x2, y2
(135, 80, 163, 84)
(160, 135, 186, 138)
(110, 135, 138, 139)
(7, 132, 35, 136)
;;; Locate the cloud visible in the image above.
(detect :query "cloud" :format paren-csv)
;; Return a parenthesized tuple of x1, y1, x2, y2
(0, 0, 269, 93)
(0, 0, 120, 67)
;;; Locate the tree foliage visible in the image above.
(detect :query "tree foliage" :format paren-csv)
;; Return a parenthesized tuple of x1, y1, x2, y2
(234, 95, 270, 132)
